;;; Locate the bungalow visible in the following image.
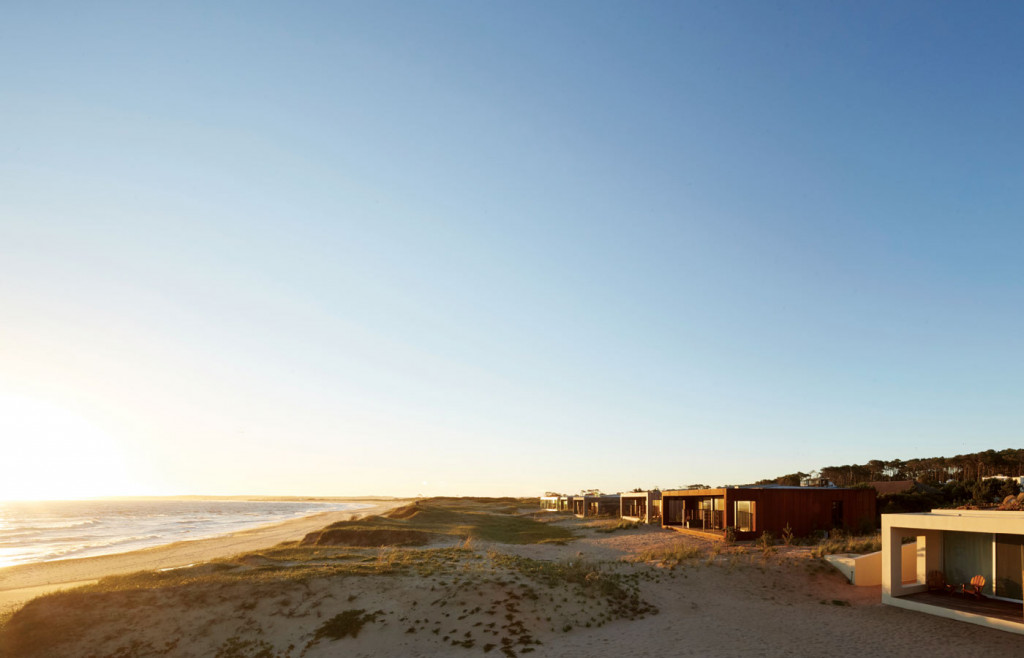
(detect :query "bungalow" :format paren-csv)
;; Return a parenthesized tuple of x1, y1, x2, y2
(620, 490, 662, 524)
(661, 485, 876, 540)
(881, 509, 1024, 635)
(572, 493, 620, 518)
(539, 495, 560, 511)
(557, 495, 575, 512)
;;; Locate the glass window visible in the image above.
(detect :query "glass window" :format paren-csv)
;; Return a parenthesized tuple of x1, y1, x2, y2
(734, 500, 753, 532)
(701, 497, 723, 511)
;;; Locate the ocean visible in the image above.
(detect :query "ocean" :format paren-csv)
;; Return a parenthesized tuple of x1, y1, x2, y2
(0, 499, 367, 568)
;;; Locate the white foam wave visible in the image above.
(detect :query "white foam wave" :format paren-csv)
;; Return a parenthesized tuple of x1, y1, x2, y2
(0, 501, 364, 566)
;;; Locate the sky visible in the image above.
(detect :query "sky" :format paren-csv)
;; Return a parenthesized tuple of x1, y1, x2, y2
(1, 2, 1022, 500)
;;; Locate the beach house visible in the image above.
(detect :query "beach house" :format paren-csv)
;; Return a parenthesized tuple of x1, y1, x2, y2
(540, 494, 577, 512)
(619, 490, 662, 524)
(881, 509, 1024, 634)
(539, 495, 560, 511)
(661, 485, 875, 540)
(572, 493, 621, 518)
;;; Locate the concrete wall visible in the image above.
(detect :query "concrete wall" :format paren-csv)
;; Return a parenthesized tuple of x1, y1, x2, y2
(826, 541, 918, 586)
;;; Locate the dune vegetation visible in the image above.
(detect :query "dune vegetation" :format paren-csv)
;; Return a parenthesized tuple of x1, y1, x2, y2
(0, 498, 650, 658)
(301, 498, 575, 547)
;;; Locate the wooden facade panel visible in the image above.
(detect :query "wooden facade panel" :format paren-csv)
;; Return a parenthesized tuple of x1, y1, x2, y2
(661, 487, 876, 539)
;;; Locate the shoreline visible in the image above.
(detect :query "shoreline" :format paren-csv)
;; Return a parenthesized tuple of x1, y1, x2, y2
(0, 498, 408, 615)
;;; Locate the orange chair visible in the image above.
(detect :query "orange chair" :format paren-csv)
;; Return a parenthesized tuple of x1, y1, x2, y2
(961, 574, 985, 599)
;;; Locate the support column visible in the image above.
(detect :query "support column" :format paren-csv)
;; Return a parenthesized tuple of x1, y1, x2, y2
(917, 530, 942, 584)
(884, 526, 928, 598)
(882, 525, 902, 597)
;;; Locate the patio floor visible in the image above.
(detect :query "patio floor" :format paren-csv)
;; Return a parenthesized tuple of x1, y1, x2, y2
(903, 590, 1024, 626)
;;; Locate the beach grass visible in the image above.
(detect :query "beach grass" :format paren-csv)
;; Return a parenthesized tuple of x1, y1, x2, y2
(592, 520, 640, 534)
(635, 544, 708, 567)
(301, 498, 575, 546)
(810, 533, 882, 558)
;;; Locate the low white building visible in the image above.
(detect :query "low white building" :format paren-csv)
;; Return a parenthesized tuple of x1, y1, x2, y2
(983, 474, 1024, 487)
(882, 509, 1024, 634)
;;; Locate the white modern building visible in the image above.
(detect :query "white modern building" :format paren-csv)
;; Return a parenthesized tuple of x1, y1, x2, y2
(882, 509, 1024, 634)
(983, 474, 1024, 487)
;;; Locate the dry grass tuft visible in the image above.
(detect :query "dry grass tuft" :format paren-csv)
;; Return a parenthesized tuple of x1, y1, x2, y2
(301, 528, 431, 547)
(635, 544, 707, 567)
(810, 533, 882, 558)
(593, 520, 640, 534)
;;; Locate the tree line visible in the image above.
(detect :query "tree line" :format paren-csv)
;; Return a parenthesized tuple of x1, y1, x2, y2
(757, 448, 1024, 488)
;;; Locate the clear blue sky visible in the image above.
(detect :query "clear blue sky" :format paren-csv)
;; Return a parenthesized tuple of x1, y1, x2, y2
(1, 2, 1022, 499)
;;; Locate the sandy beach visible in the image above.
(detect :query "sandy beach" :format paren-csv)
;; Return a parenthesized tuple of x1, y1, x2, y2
(0, 498, 406, 617)
(3, 502, 1023, 657)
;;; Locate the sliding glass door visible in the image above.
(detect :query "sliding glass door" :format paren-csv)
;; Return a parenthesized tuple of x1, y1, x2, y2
(943, 531, 993, 596)
(995, 533, 1024, 601)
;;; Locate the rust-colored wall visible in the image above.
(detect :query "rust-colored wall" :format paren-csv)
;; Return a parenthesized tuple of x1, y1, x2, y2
(661, 488, 876, 538)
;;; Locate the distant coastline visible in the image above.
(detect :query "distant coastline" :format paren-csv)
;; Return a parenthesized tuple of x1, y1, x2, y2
(7, 495, 403, 503)
(0, 498, 384, 569)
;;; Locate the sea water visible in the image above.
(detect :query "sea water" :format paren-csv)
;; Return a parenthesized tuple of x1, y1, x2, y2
(0, 499, 367, 568)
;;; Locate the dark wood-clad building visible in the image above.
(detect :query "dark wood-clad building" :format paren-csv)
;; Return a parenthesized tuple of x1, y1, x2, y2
(572, 494, 621, 518)
(662, 486, 876, 540)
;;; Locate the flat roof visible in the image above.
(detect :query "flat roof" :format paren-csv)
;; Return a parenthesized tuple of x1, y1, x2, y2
(883, 509, 1024, 534)
(894, 509, 1024, 519)
(662, 486, 865, 495)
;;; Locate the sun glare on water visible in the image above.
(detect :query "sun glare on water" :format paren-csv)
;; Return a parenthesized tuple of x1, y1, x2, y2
(0, 395, 142, 501)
